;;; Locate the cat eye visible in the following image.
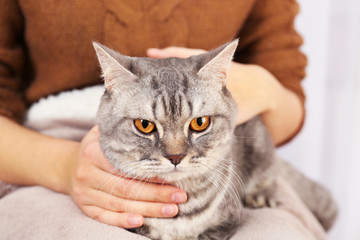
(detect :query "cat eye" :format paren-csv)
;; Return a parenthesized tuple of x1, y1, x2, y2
(190, 117, 210, 132)
(134, 119, 156, 134)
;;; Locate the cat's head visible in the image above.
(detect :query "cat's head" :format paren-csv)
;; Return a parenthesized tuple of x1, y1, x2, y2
(93, 40, 238, 182)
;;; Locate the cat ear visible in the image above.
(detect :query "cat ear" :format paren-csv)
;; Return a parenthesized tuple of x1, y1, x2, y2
(92, 42, 138, 91)
(196, 39, 238, 84)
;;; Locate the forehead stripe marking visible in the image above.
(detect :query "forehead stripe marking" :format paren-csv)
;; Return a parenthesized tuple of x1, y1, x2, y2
(161, 95, 168, 116)
(152, 101, 157, 120)
(178, 94, 183, 116)
(182, 74, 189, 94)
(170, 95, 177, 116)
(187, 99, 193, 116)
(151, 77, 159, 90)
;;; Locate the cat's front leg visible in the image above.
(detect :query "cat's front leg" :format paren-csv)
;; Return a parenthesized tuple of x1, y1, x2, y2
(244, 178, 278, 208)
(198, 222, 239, 240)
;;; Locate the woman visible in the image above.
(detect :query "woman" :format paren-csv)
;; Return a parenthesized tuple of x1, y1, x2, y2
(0, 0, 316, 238)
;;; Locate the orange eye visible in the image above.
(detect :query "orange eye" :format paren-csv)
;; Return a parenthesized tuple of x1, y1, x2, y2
(190, 117, 210, 132)
(134, 119, 156, 134)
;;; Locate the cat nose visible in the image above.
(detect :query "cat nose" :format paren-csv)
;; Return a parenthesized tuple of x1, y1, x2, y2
(166, 154, 185, 166)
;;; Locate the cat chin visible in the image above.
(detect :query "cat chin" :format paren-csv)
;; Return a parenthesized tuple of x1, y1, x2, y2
(156, 168, 206, 183)
(116, 167, 190, 182)
(159, 172, 189, 182)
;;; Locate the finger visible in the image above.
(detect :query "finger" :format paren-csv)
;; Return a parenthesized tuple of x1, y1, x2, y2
(92, 167, 187, 203)
(81, 133, 119, 173)
(83, 205, 144, 228)
(147, 47, 205, 59)
(82, 125, 101, 143)
(146, 48, 171, 58)
(87, 189, 179, 218)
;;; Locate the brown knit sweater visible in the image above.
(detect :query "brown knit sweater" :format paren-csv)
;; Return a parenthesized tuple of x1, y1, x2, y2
(0, 0, 306, 124)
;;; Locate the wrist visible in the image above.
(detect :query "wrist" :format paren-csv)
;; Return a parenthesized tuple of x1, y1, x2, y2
(228, 63, 283, 121)
(256, 66, 284, 114)
(260, 81, 304, 145)
(49, 139, 80, 194)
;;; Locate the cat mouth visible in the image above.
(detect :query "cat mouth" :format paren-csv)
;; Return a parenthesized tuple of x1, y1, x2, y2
(162, 165, 181, 173)
(171, 167, 182, 172)
(157, 165, 186, 176)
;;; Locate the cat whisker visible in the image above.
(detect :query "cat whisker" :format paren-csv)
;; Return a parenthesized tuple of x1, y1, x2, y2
(232, 135, 258, 144)
(207, 155, 249, 183)
(96, 161, 136, 192)
(96, 167, 119, 192)
(203, 161, 242, 210)
(106, 167, 149, 212)
(124, 171, 152, 213)
(202, 170, 231, 216)
(99, 164, 140, 202)
(212, 161, 245, 201)
(212, 173, 242, 220)
(134, 172, 153, 203)
(207, 171, 241, 220)
(233, 135, 257, 139)
(206, 155, 247, 194)
(199, 161, 242, 221)
(105, 164, 144, 208)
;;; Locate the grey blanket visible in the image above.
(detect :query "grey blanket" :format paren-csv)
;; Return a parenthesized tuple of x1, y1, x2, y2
(0, 178, 327, 240)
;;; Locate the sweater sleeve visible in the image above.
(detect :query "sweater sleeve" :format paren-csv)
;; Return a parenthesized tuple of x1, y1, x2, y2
(0, 0, 26, 121)
(235, 0, 307, 142)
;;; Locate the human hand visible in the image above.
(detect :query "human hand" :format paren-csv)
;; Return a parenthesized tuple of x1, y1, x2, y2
(147, 46, 283, 125)
(66, 126, 187, 228)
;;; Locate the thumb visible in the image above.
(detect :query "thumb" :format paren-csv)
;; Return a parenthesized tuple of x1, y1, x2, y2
(82, 125, 101, 145)
(81, 125, 114, 171)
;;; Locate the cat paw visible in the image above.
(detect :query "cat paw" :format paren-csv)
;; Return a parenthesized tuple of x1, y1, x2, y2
(244, 180, 278, 208)
(245, 193, 277, 208)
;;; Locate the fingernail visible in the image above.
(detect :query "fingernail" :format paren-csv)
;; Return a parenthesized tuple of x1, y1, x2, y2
(128, 215, 142, 226)
(147, 48, 159, 54)
(162, 204, 177, 216)
(171, 192, 187, 203)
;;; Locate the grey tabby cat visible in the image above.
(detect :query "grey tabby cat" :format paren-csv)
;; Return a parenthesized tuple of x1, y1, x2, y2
(93, 40, 337, 240)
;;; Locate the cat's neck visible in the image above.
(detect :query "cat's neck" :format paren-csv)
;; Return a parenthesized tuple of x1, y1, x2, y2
(173, 160, 238, 219)
(175, 160, 235, 199)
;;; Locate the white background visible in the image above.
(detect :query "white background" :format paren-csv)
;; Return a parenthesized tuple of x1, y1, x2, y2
(279, 0, 360, 239)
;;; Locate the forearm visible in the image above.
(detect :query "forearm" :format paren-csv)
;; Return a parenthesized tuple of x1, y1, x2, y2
(0, 116, 79, 193)
(227, 63, 304, 146)
(261, 85, 303, 146)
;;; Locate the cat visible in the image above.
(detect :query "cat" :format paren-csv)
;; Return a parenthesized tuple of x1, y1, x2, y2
(93, 40, 337, 240)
